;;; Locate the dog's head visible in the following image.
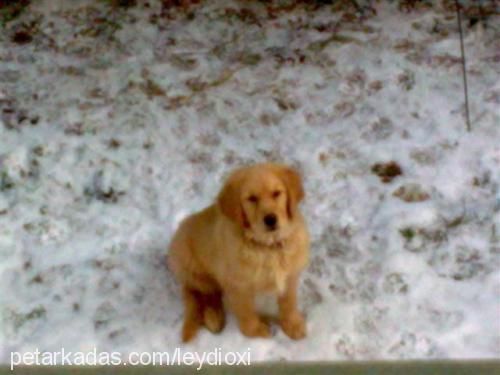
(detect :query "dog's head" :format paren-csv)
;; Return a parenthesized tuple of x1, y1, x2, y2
(218, 163, 304, 245)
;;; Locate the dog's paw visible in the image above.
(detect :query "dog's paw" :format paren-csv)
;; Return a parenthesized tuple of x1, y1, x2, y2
(240, 319, 271, 338)
(203, 306, 225, 333)
(182, 318, 200, 342)
(280, 313, 306, 340)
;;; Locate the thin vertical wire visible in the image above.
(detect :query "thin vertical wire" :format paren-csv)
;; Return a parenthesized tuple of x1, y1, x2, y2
(455, 0, 471, 132)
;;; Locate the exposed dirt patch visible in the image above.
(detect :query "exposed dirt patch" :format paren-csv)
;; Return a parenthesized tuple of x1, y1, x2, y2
(12, 30, 33, 44)
(393, 183, 430, 202)
(371, 161, 403, 183)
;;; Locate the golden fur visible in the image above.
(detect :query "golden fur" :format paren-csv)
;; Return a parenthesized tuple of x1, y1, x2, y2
(167, 163, 309, 341)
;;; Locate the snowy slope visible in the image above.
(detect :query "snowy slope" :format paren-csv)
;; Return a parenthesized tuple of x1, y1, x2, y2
(0, 0, 499, 362)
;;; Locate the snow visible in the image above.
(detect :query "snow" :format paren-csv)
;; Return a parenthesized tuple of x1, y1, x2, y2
(1, 0, 499, 363)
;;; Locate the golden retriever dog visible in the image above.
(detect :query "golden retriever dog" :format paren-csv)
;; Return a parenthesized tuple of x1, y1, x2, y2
(168, 163, 309, 342)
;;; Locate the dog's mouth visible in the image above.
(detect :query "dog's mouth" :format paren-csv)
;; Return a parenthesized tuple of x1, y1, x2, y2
(243, 224, 294, 249)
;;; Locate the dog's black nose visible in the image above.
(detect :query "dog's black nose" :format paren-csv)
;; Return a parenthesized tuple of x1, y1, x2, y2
(264, 214, 277, 229)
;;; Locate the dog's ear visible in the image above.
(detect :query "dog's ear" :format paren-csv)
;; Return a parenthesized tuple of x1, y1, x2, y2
(275, 165, 304, 219)
(217, 170, 248, 227)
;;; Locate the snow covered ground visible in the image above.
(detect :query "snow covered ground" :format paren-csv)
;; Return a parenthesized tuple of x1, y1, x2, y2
(1, 0, 499, 363)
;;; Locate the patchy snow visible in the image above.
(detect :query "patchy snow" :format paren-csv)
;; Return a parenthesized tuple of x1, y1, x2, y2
(1, 0, 499, 363)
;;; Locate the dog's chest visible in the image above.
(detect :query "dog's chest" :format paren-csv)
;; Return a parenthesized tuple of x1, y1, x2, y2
(239, 249, 290, 294)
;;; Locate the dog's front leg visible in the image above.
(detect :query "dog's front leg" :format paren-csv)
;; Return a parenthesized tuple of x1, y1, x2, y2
(225, 288, 271, 338)
(278, 274, 306, 340)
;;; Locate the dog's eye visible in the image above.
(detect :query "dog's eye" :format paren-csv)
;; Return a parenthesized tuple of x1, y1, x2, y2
(272, 190, 281, 199)
(248, 195, 258, 203)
